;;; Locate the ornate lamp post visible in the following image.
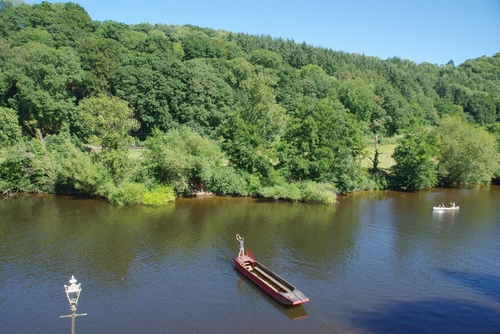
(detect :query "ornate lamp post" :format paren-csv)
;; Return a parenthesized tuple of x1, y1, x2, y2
(60, 276, 87, 334)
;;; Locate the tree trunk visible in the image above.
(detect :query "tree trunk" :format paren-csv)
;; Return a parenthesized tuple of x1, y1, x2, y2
(372, 133, 379, 172)
(36, 128, 48, 158)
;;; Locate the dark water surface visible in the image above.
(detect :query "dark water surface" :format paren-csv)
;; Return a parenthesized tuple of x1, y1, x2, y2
(1, 187, 499, 333)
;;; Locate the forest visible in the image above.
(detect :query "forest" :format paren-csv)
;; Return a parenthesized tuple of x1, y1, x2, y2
(1, 0, 500, 205)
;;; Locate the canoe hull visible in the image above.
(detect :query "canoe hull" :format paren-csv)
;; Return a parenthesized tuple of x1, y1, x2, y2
(233, 255, 309, 305)
(433, 206, 459, 211)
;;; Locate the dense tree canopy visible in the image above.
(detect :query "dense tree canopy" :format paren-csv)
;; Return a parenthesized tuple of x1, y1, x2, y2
(0, 0, 499, 202)
(434, 115, 500, 186)
(0, 106, 22, 147)
(391, 127, 439, 191)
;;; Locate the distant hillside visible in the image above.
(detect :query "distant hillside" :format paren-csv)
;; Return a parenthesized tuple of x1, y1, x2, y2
(0, 1, 499, 201)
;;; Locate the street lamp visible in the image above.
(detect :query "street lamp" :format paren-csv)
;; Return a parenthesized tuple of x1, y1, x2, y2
(60, 276, 87, 334)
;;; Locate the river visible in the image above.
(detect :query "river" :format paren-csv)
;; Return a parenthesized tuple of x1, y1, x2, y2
(1, 187, 499, 333)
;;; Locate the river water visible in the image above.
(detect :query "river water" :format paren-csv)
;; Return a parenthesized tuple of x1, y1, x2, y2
(1, 187, 499, 333)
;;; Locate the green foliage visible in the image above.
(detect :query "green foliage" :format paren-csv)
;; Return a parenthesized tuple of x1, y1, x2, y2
(217, 73, 288, 177)
(77, 94, 139, 150)
(247, 173, 262, 195)
(0, 139, 56, 194)
(10, 27, 55, 47)
(106, 181, 147, 206)
(144, 127, 229, 194)
(177, 58, 234, 132)
(300, 64, 333, 99)
(226, 57, 254, 86)
(279, 98, 364, 193)
(259, 182, 302, 201)
(296, 181, 337, 204)
(391, 129, 439, 191)
(118, 29, 148, 50)
(95, 20, 129, 41)
(0, 106, 22, 147)
(238, 73, 288, 142)
(486, 122, 500, 150)
(255, 179, 336, 204)
(142, 185, 175, 206)
(275, 63, 303, 112)
(135, 29, 175, 56)
(338, 78, 375, 122)
(434, 115, 500, 186)
(48, 132, 106, 195)
(182, 33, 223, 60)
(363, 170, 391, 191)
(76, 37, 121, 93)
(112, 57, 184, 134)
(2, 42, 83, 134)
(434, 97, 462, 117)
(54, 2, 92, 30)
(464, 92, 498, 125)
(1, 2, 500, 202)
(374, 83, 409, 136)
(249, 49, 283, 69)
(204, 166, 248, 196)
(144, 128, 191, 193)
(97, 148, 134, 184)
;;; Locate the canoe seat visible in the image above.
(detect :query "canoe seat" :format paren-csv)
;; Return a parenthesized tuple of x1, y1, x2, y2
(253, 267, 290, 292)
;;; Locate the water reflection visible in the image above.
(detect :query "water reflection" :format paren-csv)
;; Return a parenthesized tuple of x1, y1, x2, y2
(432, 210, 459, 228)
(1, 188, 500, 333)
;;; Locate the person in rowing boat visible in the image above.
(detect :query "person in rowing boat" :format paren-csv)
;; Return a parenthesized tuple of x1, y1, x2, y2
(236, 234, 244, 258)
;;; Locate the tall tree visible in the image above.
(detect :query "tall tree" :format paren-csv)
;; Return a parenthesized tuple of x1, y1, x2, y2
(77, 94, 139, 150)
(77, 94, 139, 182)
(338, 78, 374, 122)
(0, 106, 22, 147)
(112, 57, 185, 135)
(144, 127, 240, 195)
(3, 42, 83, 134)
(299, 64, 333, 99)
(279, 98, 364, 193)
(217, 73, 287, 176)
(76, 37, 121, 94)
(465, 92, 497, 125)
(435, 115, 500, 186)
(391, 127, 439, 191)
(176, 58, 233, 133)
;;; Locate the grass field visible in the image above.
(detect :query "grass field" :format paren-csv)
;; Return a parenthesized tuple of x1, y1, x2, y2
(362, 143, 396, 169)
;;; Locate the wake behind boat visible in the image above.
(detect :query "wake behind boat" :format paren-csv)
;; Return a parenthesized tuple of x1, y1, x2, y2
(233, 234, 309, 306)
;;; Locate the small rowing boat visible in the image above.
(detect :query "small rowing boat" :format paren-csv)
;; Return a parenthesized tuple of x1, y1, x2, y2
(233, 235, 309, 306)
(433, 206, 459, 211)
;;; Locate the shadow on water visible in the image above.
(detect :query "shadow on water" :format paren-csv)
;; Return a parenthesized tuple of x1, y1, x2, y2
(438, 268, 500, 303)
(350, 298, 500, 334)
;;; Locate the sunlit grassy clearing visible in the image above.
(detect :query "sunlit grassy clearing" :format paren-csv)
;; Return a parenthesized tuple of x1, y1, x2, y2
(128, 148, 147, 160)
(362, 143, 396, 169)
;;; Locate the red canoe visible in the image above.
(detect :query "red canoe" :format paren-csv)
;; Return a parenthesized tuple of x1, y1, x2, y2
(233, 249, 309, 306)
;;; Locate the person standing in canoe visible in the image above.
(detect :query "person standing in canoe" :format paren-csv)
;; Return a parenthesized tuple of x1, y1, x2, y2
(236, 234, 244, 258)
